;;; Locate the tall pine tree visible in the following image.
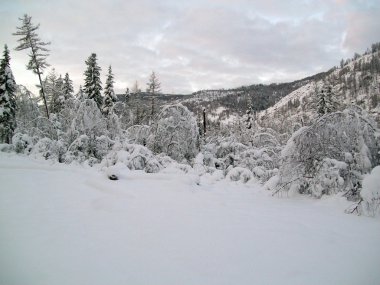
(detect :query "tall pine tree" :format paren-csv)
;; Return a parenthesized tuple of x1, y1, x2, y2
(63, 72, 74, 100)
(0, 45, 17, 143)
(13, 14, 50, 118)
(83, 53, 102, 109)
(102, 65, 117, 115)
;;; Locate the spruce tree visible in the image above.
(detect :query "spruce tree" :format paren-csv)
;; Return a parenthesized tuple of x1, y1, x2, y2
(50, 74, 64, 114)
(44, 69, 64, 114)
(0, 45, 17, 143)
(83, 53, 102, 109)
(77, 85, 85, 101)
(13, 14, 50, 118)
(63, 72, 74, 100)
(102, 65, 117, 115)
(317, 83, 338, 117)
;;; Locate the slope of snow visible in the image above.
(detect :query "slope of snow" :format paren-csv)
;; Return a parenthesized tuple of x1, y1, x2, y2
(1, 153, 380, 285)
(259, 81, 315, 119)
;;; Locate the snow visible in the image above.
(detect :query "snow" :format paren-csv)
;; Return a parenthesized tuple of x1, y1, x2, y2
(1, 152, 380, 285)
(361, 166, 380, 202)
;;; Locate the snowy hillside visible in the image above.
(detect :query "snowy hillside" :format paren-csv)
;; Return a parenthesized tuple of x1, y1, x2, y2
(258, 50, 380, 133)
(1, 153, 380, 285)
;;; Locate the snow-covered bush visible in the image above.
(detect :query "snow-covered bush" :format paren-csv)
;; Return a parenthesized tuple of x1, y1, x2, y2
(0, 143, 14, 152)
(148, 104, 198, 162)
(251, 132, 279, 148)
(105, 111, 122, 140)
(275, 107, 380, 199)
(102, 142, 162, 173)
(125, 125, 150, 146)
(64, 134, 113, 164)
(64, 135, 91, 163)
(359, 166, 380, 217)
(30, 137, 66, 162)
(12, 133, 35, 153)
(70, 99, 107, 138)
(226, 167, 253, 183)
(200, 135, 281, 183)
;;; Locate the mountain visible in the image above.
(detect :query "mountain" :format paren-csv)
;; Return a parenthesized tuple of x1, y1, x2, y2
(257, 45, 380, 133)
(119, 42, 380, 133)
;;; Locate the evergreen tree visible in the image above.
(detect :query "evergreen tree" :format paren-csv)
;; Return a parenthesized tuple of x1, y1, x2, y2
(77, 85, 86, 101)
(102, 65, 117, 115)
(63, 72, 74, 100)
(0, 45, 17, 143)
(124, 87, 130, 103)
(44, 69, 64, 114)
(83, 53, 102, 109)
(245, 97, 254, 129)
(316, 83, 338, 117)
(146, 71, 161, 94)
(13, 14, 50, 118)
(51, 75, 64, 114)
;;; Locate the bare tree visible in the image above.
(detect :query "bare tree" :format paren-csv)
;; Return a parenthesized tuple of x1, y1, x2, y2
(131, 80, 140, 94)
(146, 71, 161, 95)
(13, 14, 50, 118)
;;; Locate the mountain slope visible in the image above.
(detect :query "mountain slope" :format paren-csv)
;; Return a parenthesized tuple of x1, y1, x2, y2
(257, 48, 380, 133)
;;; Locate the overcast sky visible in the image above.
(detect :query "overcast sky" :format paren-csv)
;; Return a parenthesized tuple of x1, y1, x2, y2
(0, 0, 379, 95)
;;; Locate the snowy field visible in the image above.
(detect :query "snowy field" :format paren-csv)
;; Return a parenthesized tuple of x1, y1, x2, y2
(1, 153, 380, 285)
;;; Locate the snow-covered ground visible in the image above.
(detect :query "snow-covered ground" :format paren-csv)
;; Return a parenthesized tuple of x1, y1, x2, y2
(1, 153, 379, 285)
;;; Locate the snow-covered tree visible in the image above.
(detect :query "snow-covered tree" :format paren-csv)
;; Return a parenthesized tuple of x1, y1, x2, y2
(76, 85, 86, 101)
(124, 87, 130, 103)
(102, 65, 117, 115)
(275, 107, 379, 200)
(13, 14, 50, 118)
(148, 104, 198, 162)
(14, 86, 40, 134)
(65, 99, 109, 163)
(316, 83, 338, 117)
(62, 72, 74, 101)
(146, 71, 161, 94)
(0, 45, 17, 143)
(83, 53, 102, 109)
(45, 71, 65, 114)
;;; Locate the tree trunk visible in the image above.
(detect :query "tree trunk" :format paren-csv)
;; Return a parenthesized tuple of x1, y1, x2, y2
(203, 108, 206, 136)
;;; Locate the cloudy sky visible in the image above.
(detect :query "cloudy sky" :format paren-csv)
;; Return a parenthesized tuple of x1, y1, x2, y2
(0, 0, 379, 95)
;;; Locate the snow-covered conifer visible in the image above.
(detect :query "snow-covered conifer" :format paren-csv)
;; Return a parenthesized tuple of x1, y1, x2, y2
(0, 45, 17, 143)
(76, 85, 86, 101)
(83, 53, 102, 109)
(44, 69, 64, 114)
(63, 72, 74, 100)
(102, 65, 117, 115)
(317, 83, 338, 116)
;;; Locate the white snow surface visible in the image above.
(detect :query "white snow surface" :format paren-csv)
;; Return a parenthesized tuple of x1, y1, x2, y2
(1, 153, 380, 285)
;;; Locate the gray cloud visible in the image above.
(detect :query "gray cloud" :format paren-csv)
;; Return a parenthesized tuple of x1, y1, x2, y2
(0, 0, 379, 95)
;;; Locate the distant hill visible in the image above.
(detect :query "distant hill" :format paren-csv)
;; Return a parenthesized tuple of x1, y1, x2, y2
(117, 42, 380, 133)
